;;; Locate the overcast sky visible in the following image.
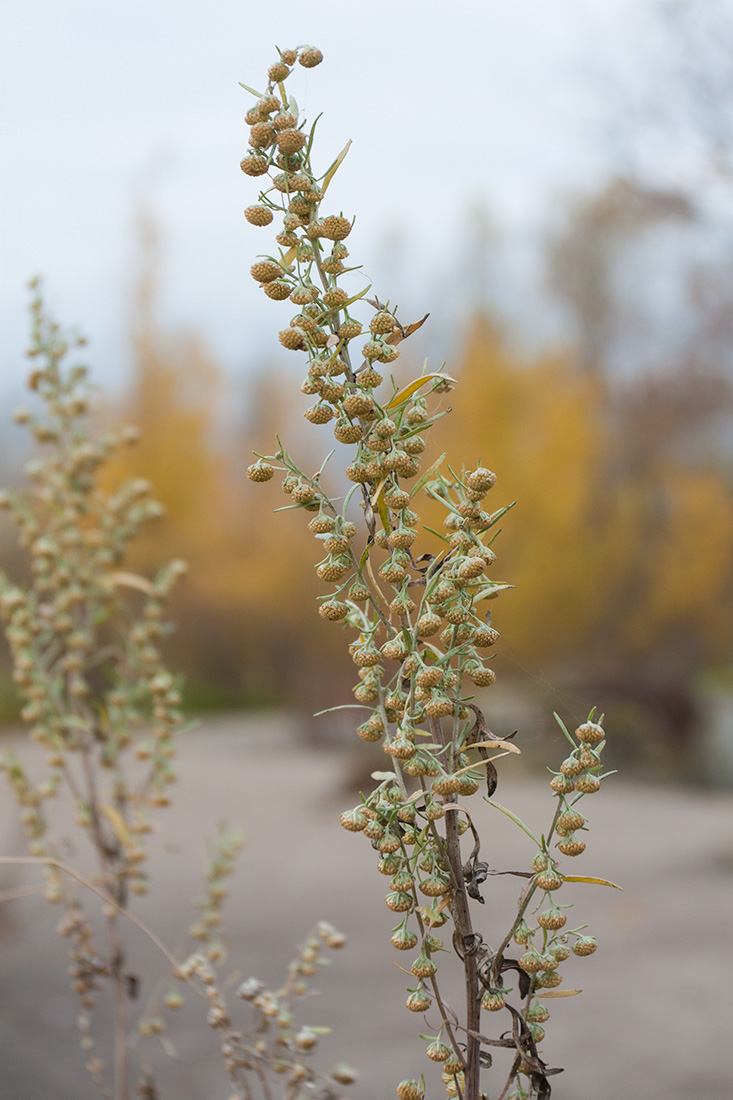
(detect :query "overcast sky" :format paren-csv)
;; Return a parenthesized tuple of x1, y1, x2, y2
(0, 0, 707, 407)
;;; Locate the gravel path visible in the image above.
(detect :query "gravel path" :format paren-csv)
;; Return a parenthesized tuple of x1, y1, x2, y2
(1, 712, 732, 1100)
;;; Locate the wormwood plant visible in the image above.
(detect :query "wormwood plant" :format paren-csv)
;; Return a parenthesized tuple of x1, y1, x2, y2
(242, 46, 617, 1100)
(0, 286, 357, 1100)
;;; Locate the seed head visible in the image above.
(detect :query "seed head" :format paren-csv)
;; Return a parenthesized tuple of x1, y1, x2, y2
(304, 403, 335, 424)
(244, 205, 274, 227)
(573, 935, 598, 956)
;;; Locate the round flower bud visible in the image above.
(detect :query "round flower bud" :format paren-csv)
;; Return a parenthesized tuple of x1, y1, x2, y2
(410, 953, 437, 980)
(304, 403, 335, 424)
(456, 774, 480, 797)
(299, 46, 324, 68)
(574, 774, 601, 794)
(245, 205, 273, 227)
(536, 970, 563, 989)
(406, 989, 432, 1012)
(528, 1023, 545, 1043)
(320, 215, 352, 241)
(419, 874, 450, 897)
(518, 950, 544, 974)
(426, 1041, 451, 1063)
(556, 810, 586, 836)
(557, 834, 586, 856)
(268, 61, 290, 82)
(384, 737, 416, 761)
(385, 891, 413, 913)
(247, 461, 274, 483)
(481, 991, 506, 1011)
(319, 601, 348, 621)
(370, 311, 396, 335)
(249, 122, 276, 148)
(572, 936, 597, 957)
(416, 613, 442, 637)
(527, 1002, 550, 1023)
(536, 908, 567, 931)
(390, 927, 419, 952)
(308, 515, 335, 534)
(240, 154, 269, 176)
(575, 721, 604, 745)
(550, 773, 574, 794)
(425, 694, 453, 719)
(317, 559, 350, 582)
(339, 807, 367, 832)
(465, 468, 496, 493)
(338, 320, 362, 340)
(535, 867, 563, 892)
(559, 756, 581, 783)
(323, 287, 349, 309)
(279, 328, 306, 351)
(264, 281, 293, 301)
(549, 943, 570, 962)
(340, 393, 372, 419)
(272, 111, 299, 133)
(468, 664, 496, 687)
(333, 419, 364, 444)
(251, 261, 283, 284)
(277, 129, 306, 155)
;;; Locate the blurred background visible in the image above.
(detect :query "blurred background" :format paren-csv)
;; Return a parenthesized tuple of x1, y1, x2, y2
(4, 0, 733, 784)
(2, 3, 733, 1098)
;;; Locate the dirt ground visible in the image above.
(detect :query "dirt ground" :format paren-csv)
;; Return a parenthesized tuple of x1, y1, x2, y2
(1, 711, 732, 1100)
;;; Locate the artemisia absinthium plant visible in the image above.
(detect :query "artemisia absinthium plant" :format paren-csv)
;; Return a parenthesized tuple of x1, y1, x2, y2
(0, 285, 357, 1100)
(243, 47, 615, 1100)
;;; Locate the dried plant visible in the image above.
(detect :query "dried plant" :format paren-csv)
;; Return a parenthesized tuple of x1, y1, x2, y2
(242, 45, 617, 1100)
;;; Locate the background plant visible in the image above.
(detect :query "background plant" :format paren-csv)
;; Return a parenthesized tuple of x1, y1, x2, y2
(0, 284, 359, 1100)
(241, 45, 616, 1100)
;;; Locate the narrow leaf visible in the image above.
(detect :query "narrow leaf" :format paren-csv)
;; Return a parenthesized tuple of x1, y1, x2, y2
(484, 799, 541, 847)
(386, 374, 457, 410)
(238, 82, 263, 98)
(105, 571, 155, 596)
(101, 804, 131, 848)
(322, 139, 352, 194)
(553, 712, 576, 748)
(562, 875, 623, 890)
(408, 453, 447, 498)
(541, 989, 583, 998)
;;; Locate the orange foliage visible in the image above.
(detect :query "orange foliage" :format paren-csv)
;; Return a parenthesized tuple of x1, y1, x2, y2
(428, 315, 733, 674)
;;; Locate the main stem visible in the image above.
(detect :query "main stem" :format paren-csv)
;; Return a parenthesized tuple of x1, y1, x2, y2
(430, 717, 481, 1100)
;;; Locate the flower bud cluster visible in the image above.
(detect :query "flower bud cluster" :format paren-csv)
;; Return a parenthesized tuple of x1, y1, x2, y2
(1, 290, 188, 911)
